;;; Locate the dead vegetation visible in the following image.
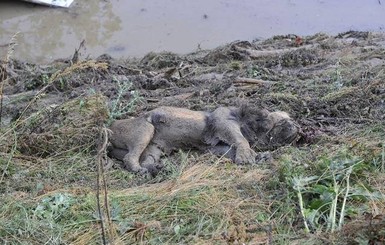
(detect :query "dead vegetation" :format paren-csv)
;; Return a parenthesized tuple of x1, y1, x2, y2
(0, 31, 384, 244)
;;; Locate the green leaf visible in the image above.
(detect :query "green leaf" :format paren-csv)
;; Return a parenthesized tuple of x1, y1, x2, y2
(174, 224, 181, 235)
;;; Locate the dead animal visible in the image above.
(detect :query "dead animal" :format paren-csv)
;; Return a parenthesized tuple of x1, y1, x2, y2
(109, 106, 299, 176)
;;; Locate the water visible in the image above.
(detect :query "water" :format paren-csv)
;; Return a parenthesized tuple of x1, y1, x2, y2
(0, 0, 384, 63)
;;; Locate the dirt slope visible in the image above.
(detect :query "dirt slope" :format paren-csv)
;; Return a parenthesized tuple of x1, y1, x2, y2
(0, 31, 384, 244)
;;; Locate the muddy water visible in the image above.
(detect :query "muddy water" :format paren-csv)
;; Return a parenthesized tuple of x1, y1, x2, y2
(0, 0, 384, 63)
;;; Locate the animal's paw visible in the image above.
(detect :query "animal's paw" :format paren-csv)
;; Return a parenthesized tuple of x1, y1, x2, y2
(146, 163, 164, 177)
(235, 146, 257, 165)
(128, 165, 149, 176)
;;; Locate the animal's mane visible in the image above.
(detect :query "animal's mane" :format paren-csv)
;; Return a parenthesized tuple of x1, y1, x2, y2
(231, 105, 270, 144)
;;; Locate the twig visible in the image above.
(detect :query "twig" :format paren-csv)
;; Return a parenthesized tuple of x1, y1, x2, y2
(233, 77, 275, 86)
(314, 116, 374, 124)
(0, 65, 5, 125)
(96, 127, 108, 245)
(96, 158, 107, 244)
(101, 127, 113, 239)
(381, 143, 384, 172)
(71, 39, 85, 64)
(234, 44, 318, 59)
(146, 98, 159, 102)
(267, 223, 273, 245)
(96, 127, 113, 244)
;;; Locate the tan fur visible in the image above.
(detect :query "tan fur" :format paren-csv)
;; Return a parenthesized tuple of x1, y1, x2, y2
(109, 106, 299, 175)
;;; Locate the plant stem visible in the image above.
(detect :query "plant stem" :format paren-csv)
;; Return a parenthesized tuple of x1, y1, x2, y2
(338, 166, 352, 229)
(381, 143, 384, 172)
(296, 185, 310, 233)
(0, 129, 17, 183)
(327, 174, 339, 232)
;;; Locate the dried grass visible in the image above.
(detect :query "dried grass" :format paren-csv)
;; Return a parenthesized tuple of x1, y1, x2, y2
(0, 33, 19, 125)
(107, 162, 270, 244)
(14, 94, 109, 157)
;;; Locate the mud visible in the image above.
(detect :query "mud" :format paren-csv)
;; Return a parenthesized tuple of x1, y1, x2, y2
(1, 31, 384, 142)
(0, 0, 384, 63)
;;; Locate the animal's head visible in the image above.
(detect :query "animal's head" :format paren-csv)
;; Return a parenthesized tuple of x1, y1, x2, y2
(262, 111, 299, 146)
(238, 107, 299, 149)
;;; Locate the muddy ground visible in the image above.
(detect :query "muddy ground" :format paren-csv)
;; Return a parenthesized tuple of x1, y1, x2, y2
(0, 31, 384, 244)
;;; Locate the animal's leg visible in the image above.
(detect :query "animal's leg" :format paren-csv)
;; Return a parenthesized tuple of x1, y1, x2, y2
(140, 144, 163, 176)
(109, 148, 128, 161)
(121, 122, 155, 175)
(210, 107, 257, 164)
(208, 144, 235, 159)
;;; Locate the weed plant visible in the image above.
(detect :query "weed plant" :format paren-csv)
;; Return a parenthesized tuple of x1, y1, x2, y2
(108, 75, 142, 124)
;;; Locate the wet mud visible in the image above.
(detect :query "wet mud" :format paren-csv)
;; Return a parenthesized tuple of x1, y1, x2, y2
(1, 31, 384, 138)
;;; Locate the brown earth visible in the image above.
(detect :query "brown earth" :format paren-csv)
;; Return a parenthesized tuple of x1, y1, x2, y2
(2, 31, 384, 154)
(0, 31, 384, 244)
